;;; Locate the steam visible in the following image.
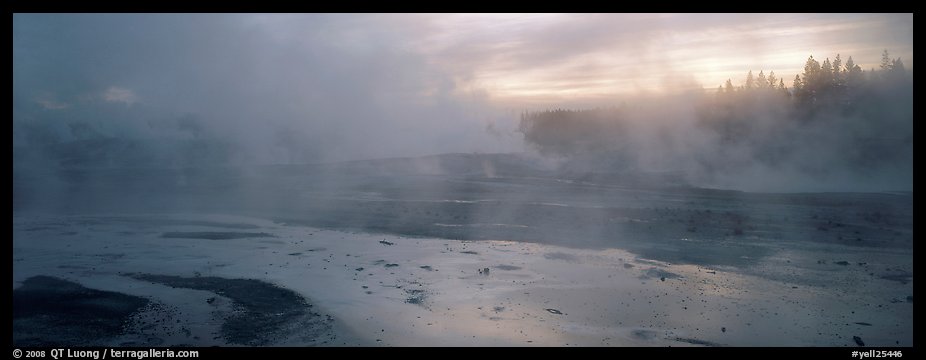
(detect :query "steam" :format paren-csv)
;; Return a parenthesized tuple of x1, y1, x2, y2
(13, 14, 912, 201)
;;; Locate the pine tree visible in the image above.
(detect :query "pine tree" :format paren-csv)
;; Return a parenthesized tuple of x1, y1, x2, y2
(821, 58, 833, 89)
(767, 71, 778, 90)
(880, 50, 892, 71)
(832, 54, 843, 85)
(892, 58, 906, 73)
(845, 56, 863, 87)
(745, 70, 755, 90)
(799, 55, 824, 104)
(757, 70, 768, 89)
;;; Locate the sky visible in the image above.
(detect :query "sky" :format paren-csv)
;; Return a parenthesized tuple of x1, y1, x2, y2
(12, 13, 913, 163)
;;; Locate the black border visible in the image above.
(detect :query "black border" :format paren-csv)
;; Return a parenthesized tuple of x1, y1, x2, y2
(9, 346, 917, 357)
(9, 2, 917, 356)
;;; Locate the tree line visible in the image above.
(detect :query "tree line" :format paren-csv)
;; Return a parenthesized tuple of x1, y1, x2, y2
(518, 50, 912, 184)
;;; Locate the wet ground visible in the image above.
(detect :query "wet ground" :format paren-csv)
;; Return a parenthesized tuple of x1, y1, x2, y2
(12, 154, 913, 346)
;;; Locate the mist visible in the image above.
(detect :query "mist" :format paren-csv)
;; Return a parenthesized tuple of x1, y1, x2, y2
(14, 14, 912, 195)
(13, 14, 519, 168)
(518, 64, 913, 192)
(13, 13, 913, 348)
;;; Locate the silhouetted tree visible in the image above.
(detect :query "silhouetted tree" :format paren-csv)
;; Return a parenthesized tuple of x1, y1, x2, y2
(880, 49, 892, 71)
(724, 79, 735, 93)
(767, 71, 778, 90)
(757, 70, 768, 90)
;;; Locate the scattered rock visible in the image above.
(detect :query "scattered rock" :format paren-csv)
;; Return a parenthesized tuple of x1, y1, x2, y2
(721, 327, 726, 333)
(641, 268, 681, 280)
(206, 297, 216, 304)
(384, 264, 399, 268)
(854, 322, 872, 326)
(545, 308, 563, 315)
(379, 240, 394, 246)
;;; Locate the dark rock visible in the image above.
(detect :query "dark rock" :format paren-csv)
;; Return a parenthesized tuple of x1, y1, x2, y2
(853, 336, 865, 346)
(13, 276, 150, 347)
(545, 308, 563, 315)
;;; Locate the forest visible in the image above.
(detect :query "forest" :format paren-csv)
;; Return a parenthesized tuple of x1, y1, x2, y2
(519, 50, 913, 189)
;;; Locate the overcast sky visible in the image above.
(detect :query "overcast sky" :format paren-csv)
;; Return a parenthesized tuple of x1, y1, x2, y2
(13, 13, 913, 162)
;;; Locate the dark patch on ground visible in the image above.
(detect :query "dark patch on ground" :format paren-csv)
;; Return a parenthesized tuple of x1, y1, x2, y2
(854, 336, 865, 346)
(494, 265, 522, 271)
(630, 329, 659, 340)
(13, 276, 149, 346)
(99, 217, 260, 229)
(24, 226, 57, 232)
(160, 232, 275, 240)
(129, 273, 330, 346)
(880, 271, 913, 285)
(640, 268, 682, 280)
(854, 322, 872, 326)
(460, 250, 479, 255)
(404, 289, 428, 306)
(674, 337, 721, 346)
(544, 252, 579, 262)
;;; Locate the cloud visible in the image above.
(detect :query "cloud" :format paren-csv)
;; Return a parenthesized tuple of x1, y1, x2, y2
(102, 86, 139, 105)
(35, 96, 69, 110)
